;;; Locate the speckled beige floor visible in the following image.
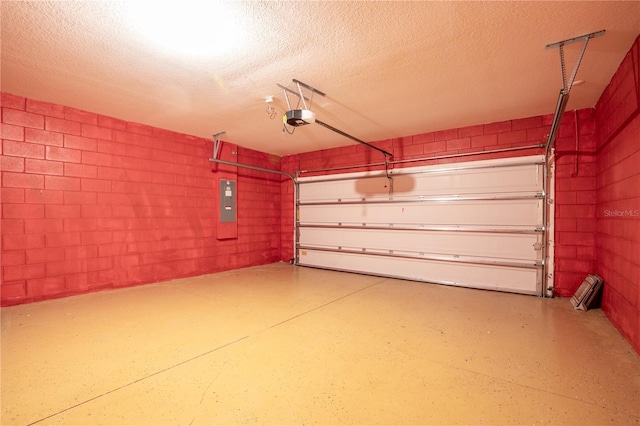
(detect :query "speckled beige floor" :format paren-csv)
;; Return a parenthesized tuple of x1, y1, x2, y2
(1, 263, 639, 425)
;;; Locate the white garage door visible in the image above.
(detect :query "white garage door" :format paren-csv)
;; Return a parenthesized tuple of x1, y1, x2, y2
(296, 155, 546, 295)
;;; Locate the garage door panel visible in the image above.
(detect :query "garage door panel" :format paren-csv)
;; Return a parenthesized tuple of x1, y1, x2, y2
(298, 250, 539, 295)
(299, 228, 540, 261)
(299, 163, 543, 202)
(299, 199, 542, 227)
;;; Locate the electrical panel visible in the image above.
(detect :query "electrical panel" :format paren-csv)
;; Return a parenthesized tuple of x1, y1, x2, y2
(220, 179, 236, 223)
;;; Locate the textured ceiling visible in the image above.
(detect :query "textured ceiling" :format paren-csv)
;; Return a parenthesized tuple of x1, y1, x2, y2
(2, 1, 639, 156)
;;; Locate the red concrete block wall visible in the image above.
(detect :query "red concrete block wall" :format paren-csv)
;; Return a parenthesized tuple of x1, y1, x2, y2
(234, 147, 282, 266)
(552, 109, 598, 297)
(594, 36, 640, 355)
(1, 93, 281, 305)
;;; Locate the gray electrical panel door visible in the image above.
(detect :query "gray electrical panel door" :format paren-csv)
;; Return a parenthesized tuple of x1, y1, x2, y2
(220, 179, 236, 222)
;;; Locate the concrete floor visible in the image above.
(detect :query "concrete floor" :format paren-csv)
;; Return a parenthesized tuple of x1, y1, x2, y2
(1, 263, 639, 425)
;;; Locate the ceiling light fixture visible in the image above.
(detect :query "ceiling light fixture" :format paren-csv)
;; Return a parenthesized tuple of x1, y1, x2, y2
(125, 1, 246, 57)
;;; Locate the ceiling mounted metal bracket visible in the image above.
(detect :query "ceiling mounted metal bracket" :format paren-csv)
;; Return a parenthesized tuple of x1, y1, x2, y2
(544, 30, 605, 151)
(277, 79, 325, 111)
(546, 30, 605, 92)
(212, 131, 226, 160)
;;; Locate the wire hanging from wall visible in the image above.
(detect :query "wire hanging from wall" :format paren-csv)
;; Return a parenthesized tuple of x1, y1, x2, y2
(266, 104, 277, 120)
(265, 95, 277, 120)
